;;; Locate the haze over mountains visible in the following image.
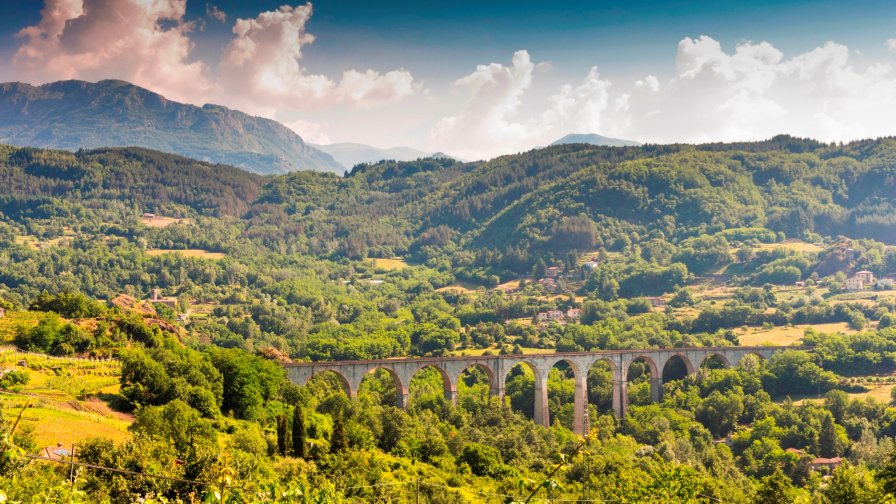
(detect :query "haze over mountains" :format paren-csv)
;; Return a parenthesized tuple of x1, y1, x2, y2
(0, 79, 344, 175)
(551, 133, 641, 147)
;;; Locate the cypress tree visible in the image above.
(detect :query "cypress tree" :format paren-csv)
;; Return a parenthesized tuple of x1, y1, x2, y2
(292, 406, 306, 459)
(276, 414, 290, 457)
(331, 414, 348, 453)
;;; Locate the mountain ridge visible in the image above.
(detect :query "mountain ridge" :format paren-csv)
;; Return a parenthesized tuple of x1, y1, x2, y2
(551, 133, 641, 147)
(0, 79, 343, 175)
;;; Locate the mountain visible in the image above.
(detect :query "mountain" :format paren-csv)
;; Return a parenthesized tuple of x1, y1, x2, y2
(312, 142, 466, 168)
(0, 79, 343, 175)
(551, 133, 641, 147)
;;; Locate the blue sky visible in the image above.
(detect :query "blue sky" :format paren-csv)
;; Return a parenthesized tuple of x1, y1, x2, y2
(3, 1, 896, 158)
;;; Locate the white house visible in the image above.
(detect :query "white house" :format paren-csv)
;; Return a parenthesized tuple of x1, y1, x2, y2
(856, 270, 874, 285)
(845, 276, 865, 291)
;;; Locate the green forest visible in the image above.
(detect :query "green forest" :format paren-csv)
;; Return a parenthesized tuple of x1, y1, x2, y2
(1, 138, 896, 501)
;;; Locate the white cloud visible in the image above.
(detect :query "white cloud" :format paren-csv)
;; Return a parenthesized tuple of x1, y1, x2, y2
(14, 0, 212, 103)
(285, 119, 332, 145)
(429, 51, 612, 160)
(13, 1, 422, 143)
(219, 4, 421, 115)
(432, 37, 896, 160)
(206, 3, 226, 23)
(888, 39, 896, 52)
(612, 36, 896, 143)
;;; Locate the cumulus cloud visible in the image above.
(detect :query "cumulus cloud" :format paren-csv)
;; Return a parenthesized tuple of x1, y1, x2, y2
(14, 0, 212, 103)
(206, 3, 226, 23)
(888, 39, 896, 52)
(285, 119, 332, 145)
(433, 36, 896, 160)
(430, 51, 612, 160)
(611, 36, 896, 143)
(219, 4, 420, 115)
(13, 1, 422, 140)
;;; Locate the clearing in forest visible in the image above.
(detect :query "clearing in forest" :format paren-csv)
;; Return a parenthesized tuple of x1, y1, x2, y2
(146, 249, 225, 260)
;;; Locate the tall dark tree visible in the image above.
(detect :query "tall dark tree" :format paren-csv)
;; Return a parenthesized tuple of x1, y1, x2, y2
(331, 414, 348, 453)
(292, 406, 306, 459)
(276, 414, 290, 457)
(819, 413, 842, 458)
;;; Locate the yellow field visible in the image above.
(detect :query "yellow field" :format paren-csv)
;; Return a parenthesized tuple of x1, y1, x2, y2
(146, 249, 225, 260)
(0, 347, 130, 449)
(14, 236, 66, 250)
(738, 322, 855, 346)
(0, 311, 46, 343)
(371, 258, 409, 270)
(436, 281, 482, 294)
(849, 382, 896, 403)
(753, 240, 824, 253)
(141, 216, 188, 228)
(2, 394, 131, 448)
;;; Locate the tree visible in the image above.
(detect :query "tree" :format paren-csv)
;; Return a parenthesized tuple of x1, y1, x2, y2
(753, 469, 795, 504)
(818, 413, 845, 458)
(331, 414, 348, 453)
(696, 390, 744, 438)
(276, 414, 290, 457)
(821, 463, 884, 504)
(293, 406, 306, 459)
(533, 259, 547, 279)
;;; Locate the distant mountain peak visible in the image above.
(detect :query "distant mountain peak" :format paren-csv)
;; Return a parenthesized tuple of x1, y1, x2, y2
(0, 79, 343, 175)
(551, 133, 641, 147)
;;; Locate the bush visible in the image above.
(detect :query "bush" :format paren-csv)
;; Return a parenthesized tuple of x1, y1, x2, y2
(458, 442, 506, 477)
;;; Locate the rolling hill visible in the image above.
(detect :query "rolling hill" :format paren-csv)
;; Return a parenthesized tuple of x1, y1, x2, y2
(0, 79, 343, 175)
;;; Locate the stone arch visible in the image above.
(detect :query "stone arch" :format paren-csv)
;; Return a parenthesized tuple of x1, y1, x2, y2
(586, 357, 622, 419)
(626, 355, 661, 404)
(456, 362, 498, 396)
(503, 360, 543, 386)
(736, 351, 768, 370)
(661, 354, 694, 382)
(626, 355, 659, 381)
(358, 366, 406, 408)
(503, 360, 542, 422)
(307, 369, 353, 398)
(700, 352, 732, 370)
(542, 358, 583, 431)
(409, 364, 455, 403)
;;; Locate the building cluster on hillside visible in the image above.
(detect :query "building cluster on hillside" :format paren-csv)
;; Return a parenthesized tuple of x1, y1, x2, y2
(536, 308, 582, 324)
(845, 270, 896, 291)
(785, 448, 843, 473)
(536, 256, 603, 294)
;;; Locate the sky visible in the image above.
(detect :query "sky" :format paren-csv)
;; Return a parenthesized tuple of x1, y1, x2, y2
(3, 0, 896, 160)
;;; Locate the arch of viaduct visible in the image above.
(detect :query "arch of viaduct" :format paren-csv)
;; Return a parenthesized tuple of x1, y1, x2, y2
(285, 346, 801, 435)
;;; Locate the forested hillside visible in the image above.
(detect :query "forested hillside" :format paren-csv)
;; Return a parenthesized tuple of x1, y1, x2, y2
(3, 138, 896, 501)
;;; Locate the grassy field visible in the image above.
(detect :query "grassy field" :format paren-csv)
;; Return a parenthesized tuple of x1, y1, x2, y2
(752, 240, 825, 253)
(141, 216, 188, 228)
(0, 348, 129, 448)
(436, 282, 482, 294)
(738, 322, 856, 346)
(146, 249, 225, 260)
(370, 258, 409, 271)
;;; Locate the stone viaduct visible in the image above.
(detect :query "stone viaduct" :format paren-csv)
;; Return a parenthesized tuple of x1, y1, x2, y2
(285, 346, 798, 435)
